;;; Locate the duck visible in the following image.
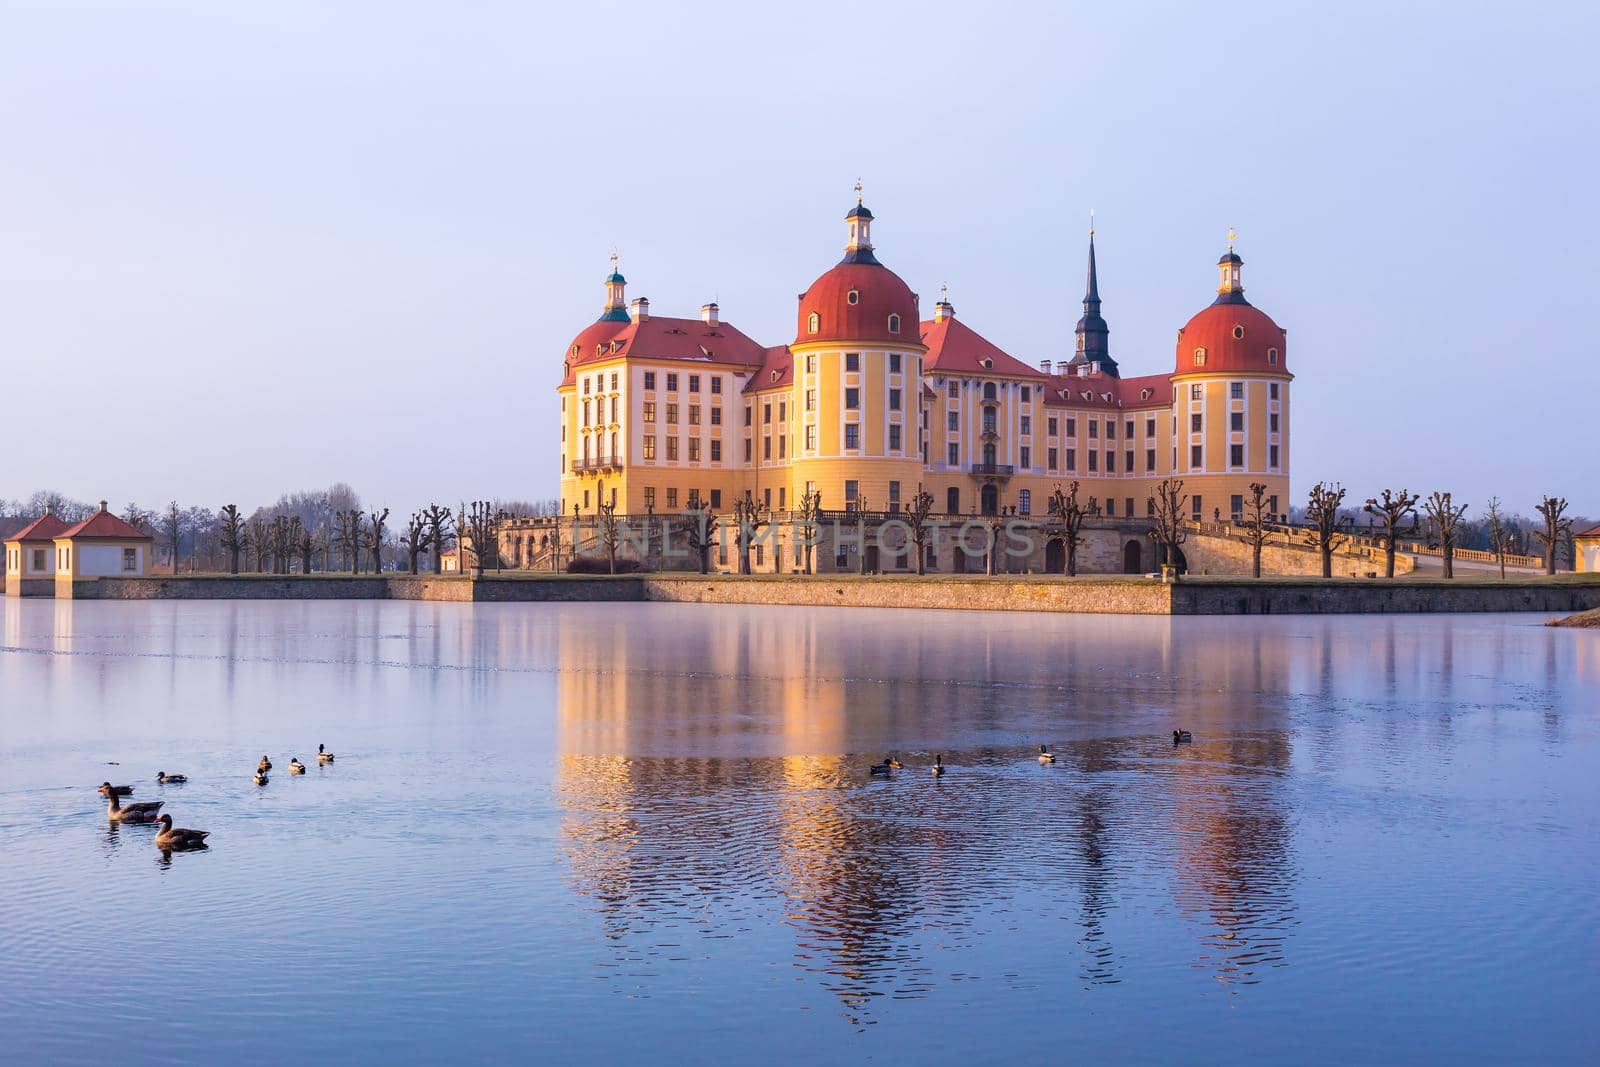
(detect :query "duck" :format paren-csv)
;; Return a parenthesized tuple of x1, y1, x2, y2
(931, 754, 945, 777)
(317, 744, 335, 764)
(105, 789, 163, 823)
(869, 759, 893, 775)
(288, 758, 306, 775)
(253, 770, 269, 786)
(155, 771, 187, 784)
(1037, 744, 1057, 764)
(257, 756, 273, 773)
(97, 783, 134, 798)
(1173, 729, 1193, 744)
(154, 813, 210, 851)
(885, 755, 903, 770)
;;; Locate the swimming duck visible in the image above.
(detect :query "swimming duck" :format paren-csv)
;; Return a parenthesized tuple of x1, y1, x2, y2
(931, 754, 945, 777)
(869, 759, 892, 775)
(154, 813, 210, 851)
(106, 789, 163, 823)
(97, 783, 134, 797)
(1173, 730, 1193, 744)
(253, 770, 269, 786)
(885, 755, 903, 770)
(1037, 744, 1057, 764)
(288, 758, 306, 775)
(317, 744, 334, 764)
(257, 756, 272, 773)
(155, 771, 187, 784)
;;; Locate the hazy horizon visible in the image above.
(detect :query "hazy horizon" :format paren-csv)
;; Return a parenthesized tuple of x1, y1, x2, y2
(2, 2, 1595, 518)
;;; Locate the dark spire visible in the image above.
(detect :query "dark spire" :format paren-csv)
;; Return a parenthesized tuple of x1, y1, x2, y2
(1069, 224, 1118, 377)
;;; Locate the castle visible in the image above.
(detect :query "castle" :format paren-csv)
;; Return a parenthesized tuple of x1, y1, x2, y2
(550, 192, 1293, 573)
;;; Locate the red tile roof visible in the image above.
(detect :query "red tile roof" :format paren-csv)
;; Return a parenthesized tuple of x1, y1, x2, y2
(1174, 301, 1288, 376)
(796, 261, 920, 346)
(920, 315, 1044, 379)
(7, 512, 71, 542)
(1041, 370, 1172, 409)
(561, 315, 768, 386)
(742, 346, 794, 393)
(58, 508, 152, 541)
(1577, 522, 1600, 538)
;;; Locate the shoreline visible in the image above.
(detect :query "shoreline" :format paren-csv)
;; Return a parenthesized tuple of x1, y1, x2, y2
(12, 572, 1600, 617)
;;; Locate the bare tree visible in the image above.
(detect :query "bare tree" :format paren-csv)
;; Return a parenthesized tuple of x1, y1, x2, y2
(218, 504, 244, 575)
(597, 499, 620, 574)
(367, 508, 389, 574)
(162, 501, 183, 574)
(1047, 480, 1092, 577)
(1421, 491, 1468, 580)
(548, 517, 565, 573)
(906, 483, 935, 575)
(678, 504, 719, 575)
(1362, 488, 1419, 579)
(1244, 482, 1271, 579)
(297, 519, 314, 575)
(1147, 478, 1190, 574)
(732, 495, 768, 576)
(798, 486, 822, 575)
(418, 504, 454, 574)
(1532, 495, 1574, 576)
(246, 514, 272, 574)
(1304, 482, 1348, 579)
(1485, 497, 1508, 580)
(332, 510, 364, 574)
(401, 512, 431, 575)
(461, 500, 499, 578)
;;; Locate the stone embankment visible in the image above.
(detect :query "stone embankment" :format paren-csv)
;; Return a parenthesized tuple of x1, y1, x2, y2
(57, 572, 1600, 617)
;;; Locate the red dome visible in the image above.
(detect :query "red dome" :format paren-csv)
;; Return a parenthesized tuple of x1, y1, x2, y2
(1174, 301, 1287, 376)
(795, 262, 920, 346)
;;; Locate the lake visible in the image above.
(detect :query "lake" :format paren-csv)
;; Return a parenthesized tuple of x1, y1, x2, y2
(1, 599, 1596, 1063)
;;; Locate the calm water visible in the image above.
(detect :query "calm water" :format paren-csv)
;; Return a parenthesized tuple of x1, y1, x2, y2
(1, 599, 1597, 1064)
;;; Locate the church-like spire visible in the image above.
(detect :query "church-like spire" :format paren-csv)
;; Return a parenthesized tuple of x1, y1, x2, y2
(839, 179, 881, 265)
(1070, 216, 1118, 377)
(1214, 227, 1249, 305)
(599, 251, 629, 322)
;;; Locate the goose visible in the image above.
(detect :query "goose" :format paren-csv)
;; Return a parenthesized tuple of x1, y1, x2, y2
(97, 783, 134, 798)
(106, 789, 163, 823)
(155, 771, 187, 784)
(288, 758, 306, 775)
(317, 744, 334, 764)
(931, 754, 945, 777)
(1173, 730, 1193, 744)
(154, 814, 210, 851)
(1037, 744, 1057, 764)
(869, 759, 893, 775)
(257, 756, 273, 773)
(253, 770, 269, 786)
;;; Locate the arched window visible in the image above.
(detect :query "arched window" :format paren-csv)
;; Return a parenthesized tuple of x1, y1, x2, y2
(1194, 348, 1207, 366)
(807, 312, 820, 334)
(887, 313, 900, 333)
(983, 382, 997, 401)
(1267, 347, 1279, 364)
(1018, 489, 1031, 515)
(847, 289, 860, 305)
(1232, 325, 1245, 339)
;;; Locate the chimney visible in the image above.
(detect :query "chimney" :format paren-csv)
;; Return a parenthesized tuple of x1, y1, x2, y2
(99, 500, 108, 512)
(1039, 359, 1052, 375)
(700, 302, 719, 326)
(629, 297, 650, 323)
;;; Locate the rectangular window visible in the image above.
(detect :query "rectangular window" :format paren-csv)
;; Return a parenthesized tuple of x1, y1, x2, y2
(689, 405, 701, 425)
(890, 388, 901, 411)
(948, 443, 959, 465)
(1231, 382, 1244, 399)
(583, 377, 591, 395)
(805, 389, 816, 411)
(643, 402, 656, 423)
(1270, 444, 1280, 468)
(805, 354, 816, 374)
(889, 425, 902, 450)
(610, 397, 618, 422)
(1269, 495, 1278, 515)
(889, 353, 901, 373)
(743, 439, 752, 461)
(689, 439, 701, 461)
(1269, 413, 1279, 432)
(1270, 383, 1280, 400)
(1066, 447, 1076, 471)
(1106, 420, 1116, 439)
(779, 434, 787, 458)
(1048, 446, 1058, 469)
(1146, 448, 1156, 472)
(983, 409, 996, 432)
(763, 437, 771, 459)
(845, 424, 860, 449)
(1105, 450, 1115, 473)
(1088, 451, 1098, 472)
(711, 406, 722, 426)
(644, 486, 656, 508)
(1106, 498, 1116, 516)
(1019, 489, 1031, 515)
(1191, 413, 1202, 433)
(845, 388, 860, 409)
(643, 436, 656, 460)
(710, 440, 721, 462)
(948, 411, 959, 431)
(666, 373, 679, 391)
(845, 480, 859, 504)
(643, 371, 656, 390)
(1191, 444, 1203, 467)
(666, 488, 678, 508)
(779, 401, 787, 422)
(122, 547, 137, 572)
(1020, 446, 1031, 468)
(1089, 421, 1098, 439)
(1191, 384, 1203, 400)
(582, 400, 591, 427)
(666, 403, 678, 425)
(688, 374, 700, 393)
(1048, 417, 1058, 435)
(711, 377, 722, 394)
(667, 437, 680, 461)
(947, 381, 958, 398)
(1230, 412, 1243, 432)
(1192, 495, 1203, 520)
(779, 487, 786, 510)
(1066, 417, 1077, 437)
(1125, 450, 1133, 472)
(1146, 418, 1156, 438)
(763, 403, 772, 424)
(805, 425, 817, 450)
(711, 489, 723, 508)
(1021, 386, 1031, 403)
(764, 488, 772, 508)
(1230, 444, 1244, 467)
(845, 353, 860, 372)
(1231, 494, 1244, 518)
(744, 405, 753, 426)
(888, 480, 901, 504)
(583, 490, 590, 508)
(1020, 415, 1031, 434)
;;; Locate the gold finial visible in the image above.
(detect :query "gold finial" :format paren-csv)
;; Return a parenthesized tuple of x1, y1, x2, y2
(940, 281, 949, 304)
(1089, 208, 1095, 237)
(854, 178, 863, 205)
(1227, 226, 1237, 251)
(610, 248, 619, 272)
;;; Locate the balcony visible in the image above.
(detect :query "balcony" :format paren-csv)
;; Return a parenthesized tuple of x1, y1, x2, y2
(571, 456, 623, 474)
(968, 462, 1015, 477)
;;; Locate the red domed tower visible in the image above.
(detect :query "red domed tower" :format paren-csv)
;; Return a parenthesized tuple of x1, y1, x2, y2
(787, 187, 927, 515)
(1169, 235, 1293, 523)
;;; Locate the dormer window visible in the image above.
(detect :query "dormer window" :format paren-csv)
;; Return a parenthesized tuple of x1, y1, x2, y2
(887, 313, 900, 333)
(981, 358, 993, 370)
(807, 312, 820, 334)
(1233, 325, 1245, 340)
(847, 290, 860, 305)
(1194, 348, 1207, 366)
(1268, 347, 1279, 365)
(1141, 388, 1152, 400)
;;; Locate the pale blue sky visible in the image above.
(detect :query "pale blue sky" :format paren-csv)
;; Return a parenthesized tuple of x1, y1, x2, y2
(1, 1, 1594, 517)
